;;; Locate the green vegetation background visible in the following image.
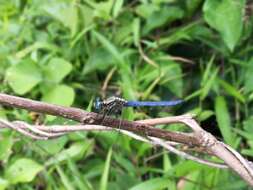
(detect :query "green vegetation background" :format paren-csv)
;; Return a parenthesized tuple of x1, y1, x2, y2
(0, 0, 252, 189)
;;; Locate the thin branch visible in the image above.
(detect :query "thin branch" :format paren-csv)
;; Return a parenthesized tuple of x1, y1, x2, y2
(1, 93, 253, 186)
(0, 93, 199, 146)
(0, 119, 227, 169)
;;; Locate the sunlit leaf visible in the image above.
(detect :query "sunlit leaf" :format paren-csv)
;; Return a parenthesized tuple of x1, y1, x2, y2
(43, 2, 78, 37)
(5, 59, 42, 95)
(43, 57, 72, 83)
(144, 6, 184, 34)
(112, 0, 124, 18)
(36, 136, 68, 155)
(5, 158, 43, 184)
(99, 148, 112, 190)
(45, 141, 93, 166)
(129, 177, 170, 190)
(215, 96, 234, 145)
(42, 84, 75, 106)
(0, 178, 8, 190)
(218, 79, 245, 103)
(203, 0, 245, 51)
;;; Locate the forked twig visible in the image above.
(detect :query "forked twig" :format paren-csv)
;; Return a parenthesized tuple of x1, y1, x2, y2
(0, 93, 253, 186)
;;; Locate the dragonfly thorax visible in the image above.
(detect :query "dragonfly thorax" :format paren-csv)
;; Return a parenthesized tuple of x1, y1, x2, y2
(95, 96, 127, 114)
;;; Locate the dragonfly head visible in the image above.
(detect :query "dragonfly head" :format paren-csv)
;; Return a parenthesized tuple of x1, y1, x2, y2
(94, 97, 102, 111)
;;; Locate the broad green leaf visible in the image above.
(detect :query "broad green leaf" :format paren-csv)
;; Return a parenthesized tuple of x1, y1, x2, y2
(44, 58, 72, 83)
(43, 2, 78, 37)
(82, 48, 116, 75)
(203, 0, 245, 51)
(99, 148, 112, 190)
(5, 158, 43, 184)
(88, 0, 114, 20)
(36, 136, 68, 155)
(5, 59, 42, 95)
(129, 177, 170, 190)
(0, 131, 14, 162)
(45, 141, 93, 166)
(215, 96, 234, 145)
(0, 178, 8, 190)
(144, 6, 184, 34)
(42, 85, 75, 106)
(135, 4, 159, 18)
(218, 79, 245, 103)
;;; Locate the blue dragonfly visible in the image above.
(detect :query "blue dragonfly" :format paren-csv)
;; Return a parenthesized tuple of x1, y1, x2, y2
(93, 96, 183, 149)
(94, 96, 183, 118)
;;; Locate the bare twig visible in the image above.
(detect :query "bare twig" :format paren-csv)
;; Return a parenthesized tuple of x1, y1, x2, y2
(0, 93, 198, 146)
(0, 93, 253, 186)
(0, 119, 227, 169)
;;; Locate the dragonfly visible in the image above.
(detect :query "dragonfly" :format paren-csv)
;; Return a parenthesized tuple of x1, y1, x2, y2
(94, 96, 183, 117)
(93, 96, 183, 149)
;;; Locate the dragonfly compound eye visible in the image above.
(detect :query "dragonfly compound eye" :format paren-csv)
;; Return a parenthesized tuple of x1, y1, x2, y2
(94, 97, 102, 111)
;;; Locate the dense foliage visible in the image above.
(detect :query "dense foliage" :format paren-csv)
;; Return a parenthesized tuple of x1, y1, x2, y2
(0, 0, 252, 189)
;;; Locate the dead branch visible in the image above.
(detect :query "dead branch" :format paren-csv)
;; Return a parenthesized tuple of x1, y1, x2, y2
(0, 93, 253, 186)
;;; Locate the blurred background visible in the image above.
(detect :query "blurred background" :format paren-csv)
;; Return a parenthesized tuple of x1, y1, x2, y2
(0, 0, 253, 189)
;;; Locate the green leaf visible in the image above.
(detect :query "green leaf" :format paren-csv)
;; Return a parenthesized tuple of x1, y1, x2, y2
(42, 85, 75, 106)
(144, 6, 184, 34)
(203, 0, 245, 51)
(44, 58, 72, 83)
(112, 0, 124, 18)
(218, 79, 245, 103)
(92, 0, 114, 20)
(133, 18, 140, 47)
(15, 42, 59, 59)
(198, 110, 214, 121)
(92, 30, 124, 65)
(82, 48, 116, 75)
(0, 131, 14, 162)
(129, 177, 170, 190)
(67, 159, 93, 190)
(36, 136, 68, 155)
(135, 4, 159, 19)
(0, 178, 9, 190)
(200, 68, 218, 100)
(215, 96, 234, 145)
(5, 59, 42, 95)
(45, 141, 93, 166)
(56, 165, 75, 190)
(5, 158, 43, 184)
(99, 148, 112, 190)
(43, 2, 78, 37)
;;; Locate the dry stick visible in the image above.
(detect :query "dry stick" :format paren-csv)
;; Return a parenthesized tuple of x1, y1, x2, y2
(0, 93, 198, 146)
(140, 116, 253, 186)
(0, 120, 227, 169)
(1, 93, 253, 186)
